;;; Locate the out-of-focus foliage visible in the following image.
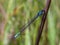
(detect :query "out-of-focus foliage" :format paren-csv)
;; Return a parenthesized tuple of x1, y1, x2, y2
(0, 0, 60, 45)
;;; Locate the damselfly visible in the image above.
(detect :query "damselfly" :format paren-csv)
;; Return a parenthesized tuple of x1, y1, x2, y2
(14, 10, 45, 39)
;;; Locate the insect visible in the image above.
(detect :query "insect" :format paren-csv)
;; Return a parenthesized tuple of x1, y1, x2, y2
(14, 10, 45, 39)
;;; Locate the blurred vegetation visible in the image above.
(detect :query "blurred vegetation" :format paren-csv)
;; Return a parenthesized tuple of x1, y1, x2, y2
(0, 0, 60, 45)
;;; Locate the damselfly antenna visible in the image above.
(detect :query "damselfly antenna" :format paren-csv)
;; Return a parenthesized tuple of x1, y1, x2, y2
(13, 10, 45, 39)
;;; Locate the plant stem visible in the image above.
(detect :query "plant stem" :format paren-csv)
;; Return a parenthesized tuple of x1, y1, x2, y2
(35, 0, 51, 45)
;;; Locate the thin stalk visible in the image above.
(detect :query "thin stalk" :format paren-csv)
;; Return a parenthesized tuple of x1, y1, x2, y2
(35, 0, 51, 45)
(3, 0, 15, 45)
